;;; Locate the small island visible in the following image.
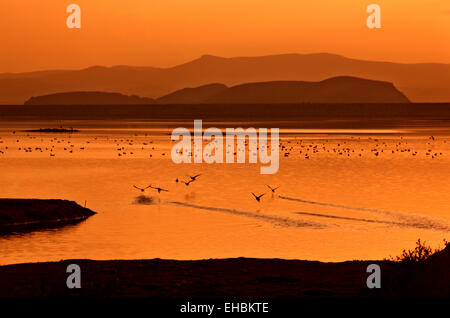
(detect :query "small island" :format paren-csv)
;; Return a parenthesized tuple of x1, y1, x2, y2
(0, 199, 96, 233)
(23, 128, 80, 133)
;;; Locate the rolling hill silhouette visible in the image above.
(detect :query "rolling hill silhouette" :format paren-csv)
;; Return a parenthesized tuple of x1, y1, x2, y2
(1, 53, 449, 104)
(25, 91, 154, 105)
(24, 77, 409, 104)
(202, 77, 409, 103)
(156, 83, 227, 104)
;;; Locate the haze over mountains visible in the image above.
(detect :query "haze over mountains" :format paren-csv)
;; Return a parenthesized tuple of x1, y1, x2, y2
(2, 53, 450, 104)
(24, 77, 410, 105)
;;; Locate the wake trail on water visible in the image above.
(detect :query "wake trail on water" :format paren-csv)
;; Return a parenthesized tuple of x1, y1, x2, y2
(279, 195, 394, 214)
(293, 211, 445, 230)
(280, 195, 450, 232)
(169, 201, 325, 229)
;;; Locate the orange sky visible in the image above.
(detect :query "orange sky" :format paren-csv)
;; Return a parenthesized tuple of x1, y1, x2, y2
(0, 0, 449, 72)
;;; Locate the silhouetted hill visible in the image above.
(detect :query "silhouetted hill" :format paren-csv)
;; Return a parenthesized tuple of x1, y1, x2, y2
(23, 77, 409, 105)
(203, 77, 409, 103)
(24, 91, 154, 105)
(156, 83, 227, 104)
(1, 53, 449, 104)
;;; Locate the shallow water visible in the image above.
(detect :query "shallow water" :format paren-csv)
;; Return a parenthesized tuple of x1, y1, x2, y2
(1, 120, 450, 265)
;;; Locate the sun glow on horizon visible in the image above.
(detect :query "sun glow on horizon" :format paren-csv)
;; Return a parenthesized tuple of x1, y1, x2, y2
(0, 0, 449, 72)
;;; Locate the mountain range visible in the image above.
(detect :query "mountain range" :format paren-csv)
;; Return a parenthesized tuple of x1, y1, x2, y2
(24, 77, 410, 105)
(2, 53, 450, 104)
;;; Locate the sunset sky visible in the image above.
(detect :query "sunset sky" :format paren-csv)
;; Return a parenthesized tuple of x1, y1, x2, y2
(1, 0, 449, 72)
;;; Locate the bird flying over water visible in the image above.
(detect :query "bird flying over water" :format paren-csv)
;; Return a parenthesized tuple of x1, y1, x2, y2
(189, 174, 201, 181)
(251, 192, 265, 202)
(266, 185, 280, 193)
(149, 185, 169, 193)
(182, 179, 195, 186)
(133, 185, 151, 192)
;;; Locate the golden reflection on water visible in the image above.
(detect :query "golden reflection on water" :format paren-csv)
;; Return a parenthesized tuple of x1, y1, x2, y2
(0, 121, 449, 265)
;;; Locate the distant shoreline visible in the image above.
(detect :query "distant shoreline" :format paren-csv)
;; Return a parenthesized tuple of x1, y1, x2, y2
(1, 103, 450, 125)
(22, 128, 80, 133)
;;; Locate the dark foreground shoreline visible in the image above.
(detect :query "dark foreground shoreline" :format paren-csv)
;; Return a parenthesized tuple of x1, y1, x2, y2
(0, 244, 448, 299)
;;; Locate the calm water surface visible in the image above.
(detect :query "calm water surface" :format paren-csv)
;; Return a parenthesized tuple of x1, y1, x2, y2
(1, 120, 449, 265)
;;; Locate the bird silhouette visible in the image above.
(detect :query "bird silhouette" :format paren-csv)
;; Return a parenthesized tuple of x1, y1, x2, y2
(149, 185, 169, 193)
(251, 192, 265, 202)
(189, 174, 201, 181)
(266, 185, 280, 193)
(133, 185, 151, 192)
(182, 179, 195, 187)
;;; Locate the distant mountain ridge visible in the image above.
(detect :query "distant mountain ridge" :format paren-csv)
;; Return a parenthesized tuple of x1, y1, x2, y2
(24, 76, 409, 104)
(2, 53, 449, 104)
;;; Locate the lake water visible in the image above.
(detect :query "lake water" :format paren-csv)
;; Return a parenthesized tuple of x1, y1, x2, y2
(1, 120, 450, 265)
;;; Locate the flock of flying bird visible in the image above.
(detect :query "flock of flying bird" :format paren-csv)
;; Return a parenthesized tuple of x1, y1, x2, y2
(133, 174, 279, 203)
(133, 173, 201, 194)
